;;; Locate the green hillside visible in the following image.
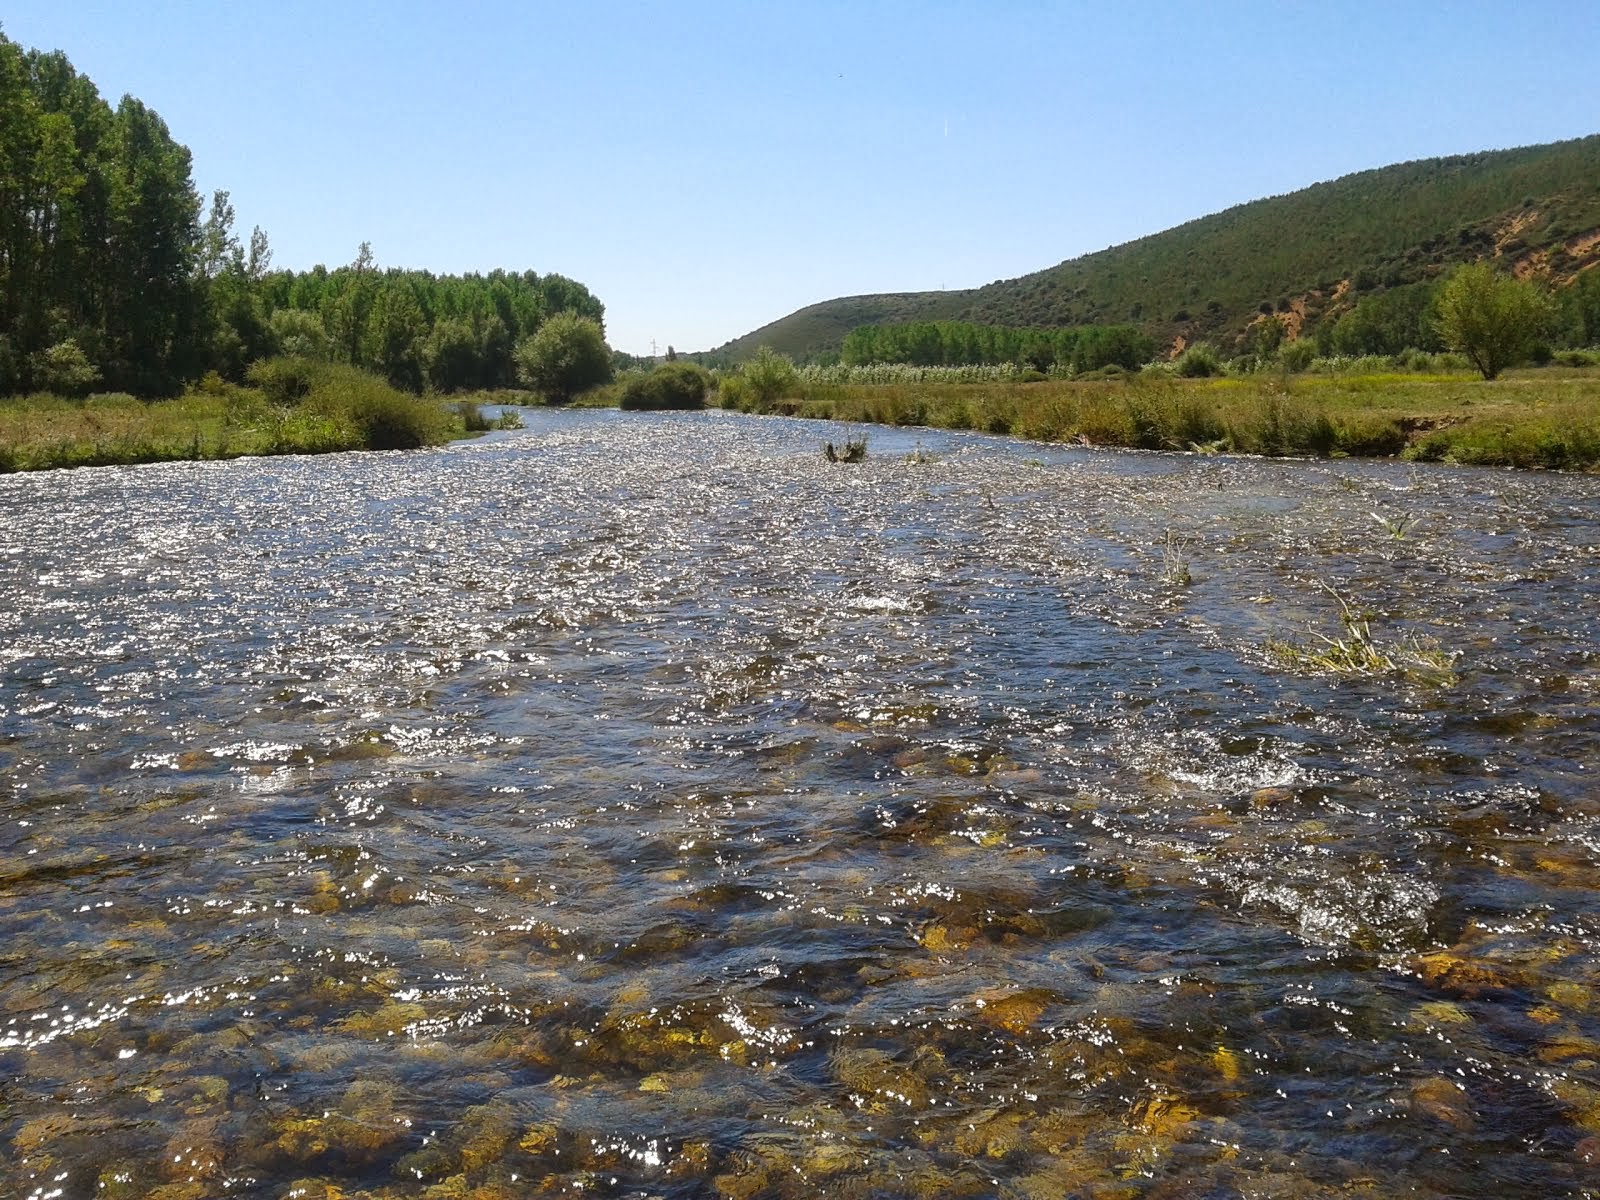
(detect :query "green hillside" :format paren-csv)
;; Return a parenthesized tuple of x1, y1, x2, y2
(707, 135, 1600, 363)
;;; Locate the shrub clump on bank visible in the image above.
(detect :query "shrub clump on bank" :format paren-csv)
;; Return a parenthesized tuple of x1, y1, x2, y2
(618, 362, 711, 411)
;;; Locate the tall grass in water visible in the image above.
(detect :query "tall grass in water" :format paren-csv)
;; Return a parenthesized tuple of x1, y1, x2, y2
(1267, 585, 1458, 685)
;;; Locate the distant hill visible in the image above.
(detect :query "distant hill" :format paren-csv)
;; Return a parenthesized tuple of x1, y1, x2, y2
(705, 134, 1600, 363)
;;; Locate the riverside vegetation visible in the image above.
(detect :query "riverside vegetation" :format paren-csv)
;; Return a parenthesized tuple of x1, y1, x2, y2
(0, 359, 520, 472)
(0, 31, 611, 472)
(617, 351, 1600, 470)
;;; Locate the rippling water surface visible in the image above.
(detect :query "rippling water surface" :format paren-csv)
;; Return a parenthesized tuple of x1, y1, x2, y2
(3, 410, 1599, 1199)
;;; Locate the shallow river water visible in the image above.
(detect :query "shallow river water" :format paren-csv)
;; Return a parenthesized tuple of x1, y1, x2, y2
(2, 409, 1599, 1199)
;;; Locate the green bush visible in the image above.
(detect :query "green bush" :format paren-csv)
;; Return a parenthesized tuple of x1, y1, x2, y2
(1280, 341, 1317, 372)
(320, 371, 446, 450)
(31, 339, 100, 398)
(1175, 343, 1222, 377)
(1335, 414, 1408, 457)
(741, 346, 799, 408)
(252, 358, 448, 451)
(618, 362, 710, 410)
(248, 357, 320, 405)
(717, 375, 748, 410)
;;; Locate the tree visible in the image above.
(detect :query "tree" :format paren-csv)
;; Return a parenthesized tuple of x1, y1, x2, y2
(268, 308, 329, 360)
(423, 316, 480, 392)
(1434, 261, 1554, 380)
(101, 95, 203, 394)
(513, 311, 611, 403)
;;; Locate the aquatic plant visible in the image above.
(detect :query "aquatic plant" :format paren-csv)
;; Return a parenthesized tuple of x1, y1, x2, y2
(1371, 510, 1420, 539)
(1268, 585, 1457, 683)
(823, 435, 869, 462)
(1161, 530, 1193, 587)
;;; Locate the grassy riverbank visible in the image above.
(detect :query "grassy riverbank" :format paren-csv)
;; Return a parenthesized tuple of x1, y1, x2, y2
(0, 361, 508, 473)
(730, 367, 1600, 470)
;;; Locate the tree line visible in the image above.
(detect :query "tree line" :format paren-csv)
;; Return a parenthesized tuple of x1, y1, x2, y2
(0, 31, 604, 398)
(841, 320, 1156, 374)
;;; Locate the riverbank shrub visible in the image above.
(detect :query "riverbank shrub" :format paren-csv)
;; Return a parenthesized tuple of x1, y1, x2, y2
(742, 347, 800, 407)
(1175, 343, 1223, 377)
(618, 362, 711, 410)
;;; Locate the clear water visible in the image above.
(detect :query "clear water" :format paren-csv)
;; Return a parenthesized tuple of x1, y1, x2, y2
(2, 410, 1598, 1198)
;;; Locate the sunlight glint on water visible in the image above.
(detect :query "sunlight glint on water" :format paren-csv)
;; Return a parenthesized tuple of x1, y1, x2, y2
(1, 409, 1598, 1198)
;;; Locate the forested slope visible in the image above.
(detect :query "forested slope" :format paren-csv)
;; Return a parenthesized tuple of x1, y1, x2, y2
(708, 135, 1600, 363)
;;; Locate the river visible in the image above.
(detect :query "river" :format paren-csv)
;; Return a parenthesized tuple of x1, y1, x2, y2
(2, 409, 1598, 1198)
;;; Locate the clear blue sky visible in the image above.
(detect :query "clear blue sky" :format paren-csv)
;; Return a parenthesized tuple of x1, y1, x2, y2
(5, 1, 1600, 356)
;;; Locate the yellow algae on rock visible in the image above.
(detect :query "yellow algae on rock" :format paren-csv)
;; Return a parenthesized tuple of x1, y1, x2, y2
(1537, 1036, 1600, 1065)
(1130, 1093, 1201, 1137)
(1407, 1000, 1473, 1028)
(1211, 1044, 1243, 1082)
(1408, 1077, 1475, 1130)
(712, 1147, 785, 1200)
(803, 1140, 863, 1177)
(13, 1113, 85, 1154)
(1249, 786, 1296, 811)
(456, 1102, 520, 1172)
(969, 988, 1052, 1035)
(338, 1000, 427, 1039)
(666, 1138, 713, 1178)
(278, 1183, 347, 1200)
(517, 1122, 560, 1156)
(1029, 1110, 1094, 1155)
(1016, 1151, 1141, 1200)
(1552, 1080, 1600, 1132)
(145, 1186, 210, 1200)
(831, 1046, 931, 1111)
(1411, 949, 1524, 996)
(1548, 981, 1596, 1013)
(180, 1075, 230, 1114)
(953, 1110, 1027, 1159)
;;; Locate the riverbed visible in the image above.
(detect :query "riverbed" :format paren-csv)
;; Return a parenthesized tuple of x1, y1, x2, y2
(2, 409, 1598, 1198)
